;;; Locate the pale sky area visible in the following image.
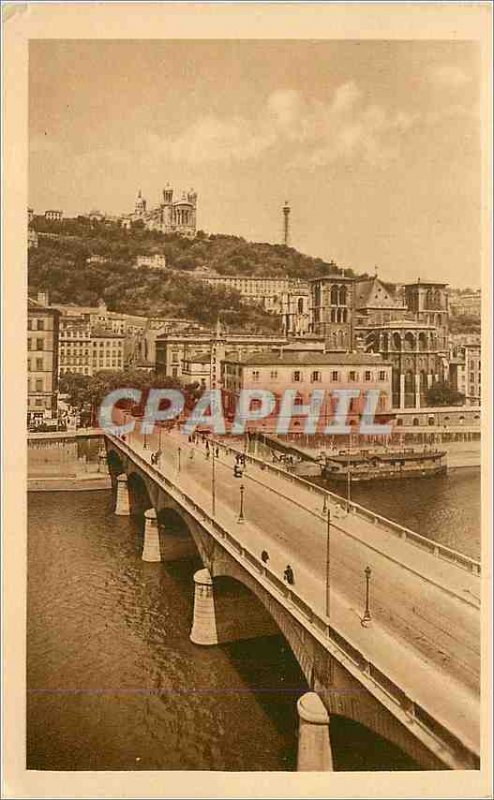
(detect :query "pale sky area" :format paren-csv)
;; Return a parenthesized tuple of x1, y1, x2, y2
(29, 40, 480, 288)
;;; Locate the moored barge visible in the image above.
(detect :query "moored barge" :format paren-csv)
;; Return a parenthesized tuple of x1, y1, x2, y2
(322, 447, 447, 482)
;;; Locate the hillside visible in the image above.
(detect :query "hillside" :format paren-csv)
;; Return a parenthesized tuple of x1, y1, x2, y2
(28, 216, 356, 329)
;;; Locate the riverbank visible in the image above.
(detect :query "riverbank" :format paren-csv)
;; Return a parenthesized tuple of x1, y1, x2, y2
(256, 434, 480, 472)
(28, 475, 112, 492)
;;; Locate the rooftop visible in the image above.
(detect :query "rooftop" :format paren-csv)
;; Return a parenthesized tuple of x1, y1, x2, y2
(223, 351, 390, 367)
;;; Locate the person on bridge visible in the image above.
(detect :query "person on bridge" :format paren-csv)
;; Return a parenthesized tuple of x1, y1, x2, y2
(283, 565, 295, 585)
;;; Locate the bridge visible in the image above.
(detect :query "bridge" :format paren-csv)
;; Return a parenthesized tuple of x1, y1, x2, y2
(104, 423, 480, 772)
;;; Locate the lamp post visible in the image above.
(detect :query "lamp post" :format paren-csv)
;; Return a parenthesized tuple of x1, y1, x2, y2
(158, 423, 162, 450)
(361, 566, 372, 627)
(177, 446, 181, 474)
(322, 492, 328, 516)
(346, 463, 352, 512)
(325, 509, 331, 621)
(238, 483, 245, 524)
(211, 440, 216, 517)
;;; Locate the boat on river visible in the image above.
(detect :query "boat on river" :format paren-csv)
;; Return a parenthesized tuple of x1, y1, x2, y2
(322, 446, 447, 482)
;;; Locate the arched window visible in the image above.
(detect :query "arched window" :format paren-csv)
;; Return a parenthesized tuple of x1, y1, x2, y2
(297, 297, 304, 314)
(413, 417, 420, 427)
(330, 285, 339, 305)
(339, 286, 347, 306)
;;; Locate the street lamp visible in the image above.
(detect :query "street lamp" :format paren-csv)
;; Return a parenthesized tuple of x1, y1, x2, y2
(237, 483, 245, 524)
(211, 441, 216, 517)
(325, 509, 331, 621)
(322, 492, 328, 515)
(346, 463, 352, 512)
(361, 566, 372, 627)
(177, 446, 181, 474)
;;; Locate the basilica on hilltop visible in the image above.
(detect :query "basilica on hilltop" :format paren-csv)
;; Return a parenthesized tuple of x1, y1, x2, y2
(125, 184, 197, 237)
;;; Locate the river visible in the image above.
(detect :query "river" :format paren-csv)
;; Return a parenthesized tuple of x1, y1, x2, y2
(27, 470, 479, 771)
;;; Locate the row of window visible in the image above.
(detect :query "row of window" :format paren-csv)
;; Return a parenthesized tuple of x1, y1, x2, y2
(28, 378, 44, 391)
(249, 369, 389, 383)
(27, 338, 44, 351)
(27, 358, 44, 371)
(27, 319, 45, 331)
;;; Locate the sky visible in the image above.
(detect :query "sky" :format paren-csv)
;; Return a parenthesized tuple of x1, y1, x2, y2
(29, 40, 481, 288)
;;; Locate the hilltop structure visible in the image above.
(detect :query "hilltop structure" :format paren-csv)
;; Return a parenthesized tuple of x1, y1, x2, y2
(124, 184, 197, 237)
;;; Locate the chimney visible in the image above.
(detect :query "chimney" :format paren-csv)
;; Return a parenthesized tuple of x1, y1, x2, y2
(37, 291, 49, 306)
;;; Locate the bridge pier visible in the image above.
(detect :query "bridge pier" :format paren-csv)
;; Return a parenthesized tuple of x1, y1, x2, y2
(297, 692, 333, 772)
(115, 474, 130, 516)
(142, 508, 161, 562)
(190, 569, 218, 646)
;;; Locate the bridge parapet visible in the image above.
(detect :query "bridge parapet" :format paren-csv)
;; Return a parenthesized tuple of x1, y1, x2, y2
(105, 433, 480, 770)
(219, 438, 481, 575)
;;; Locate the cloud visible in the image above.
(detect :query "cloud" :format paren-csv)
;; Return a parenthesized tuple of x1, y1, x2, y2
(147, 115, 275, 165)
(141, 82, 418, 169)
(431, 65, 470, 88)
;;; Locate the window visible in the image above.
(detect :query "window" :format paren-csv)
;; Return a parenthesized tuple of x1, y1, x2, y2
(252, 370, 260, 382)
(27, 338, 32, 351)
(270, 370, 278, 379)
(35, 398, 43, 407)
(331, 371, 339, 381)
(311, 371, 321, 383)
(293, 370, 302, 382)
(35, 378, 43, 391)
(378, 370, 387, 381)
(348, 371, 358, 382)
(27, 320, 32, 330)
(37, 319, 44, 331)
(36, 338, 43, 350)
(36, 358, 43, 370)
(364, 371, 372, 381)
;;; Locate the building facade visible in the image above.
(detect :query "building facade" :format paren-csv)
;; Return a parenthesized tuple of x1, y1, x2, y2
(155, 329, 288, 383)
(91, 330, 125, 373)
(58, 315, 92, 376)
(27, 294, 60, 421)
(135, 253, 167, 270)
(127, 185, 197, 237)
(192, 272, 310, 315)
(221, 351, 392, 433)
(309, 275, 354, 350)
(44, 209, 63, 222)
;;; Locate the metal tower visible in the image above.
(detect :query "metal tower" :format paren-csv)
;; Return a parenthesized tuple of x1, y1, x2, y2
(282, 201, 291, 246)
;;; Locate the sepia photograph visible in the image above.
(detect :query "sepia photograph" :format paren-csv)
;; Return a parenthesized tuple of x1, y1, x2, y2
(3, 3, 492, 798)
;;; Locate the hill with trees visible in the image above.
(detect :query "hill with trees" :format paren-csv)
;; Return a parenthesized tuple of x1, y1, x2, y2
(28, 216, 354, 330)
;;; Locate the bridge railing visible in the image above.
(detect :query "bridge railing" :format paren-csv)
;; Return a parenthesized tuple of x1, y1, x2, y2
(106, 433, 479, 768)
(215, 436, 481, 576)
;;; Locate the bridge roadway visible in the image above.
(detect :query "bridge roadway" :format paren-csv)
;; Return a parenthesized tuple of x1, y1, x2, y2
(115, 425, 480, 765)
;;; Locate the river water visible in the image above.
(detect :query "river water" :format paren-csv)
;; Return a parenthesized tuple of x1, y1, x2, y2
(27, 470, 480, 771)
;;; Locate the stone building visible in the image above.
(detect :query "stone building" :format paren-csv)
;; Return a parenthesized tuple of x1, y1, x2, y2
(221, 350, 392, 433)
(308, 275, 354, 350)
(44, 209, 63, 222)
(27, 293, 60, 422)
(58, 315, 92, 376)
(404, 280, 449, 353)
(364, 321, 442, 409)
(127, 184, 197, 237)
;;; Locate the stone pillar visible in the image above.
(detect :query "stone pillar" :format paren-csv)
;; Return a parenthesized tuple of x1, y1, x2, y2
(142, 508, 161, 562)
(414, 373, 421, 409)
(427, 373, 433, 388)
(297, 692, 333, 772)
(115, 474, 130, 516)
(190, 568, 218, 646)
(399, 373, 405, 410)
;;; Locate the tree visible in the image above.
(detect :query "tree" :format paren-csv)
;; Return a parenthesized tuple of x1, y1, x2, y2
(426, 381, 464, 407)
